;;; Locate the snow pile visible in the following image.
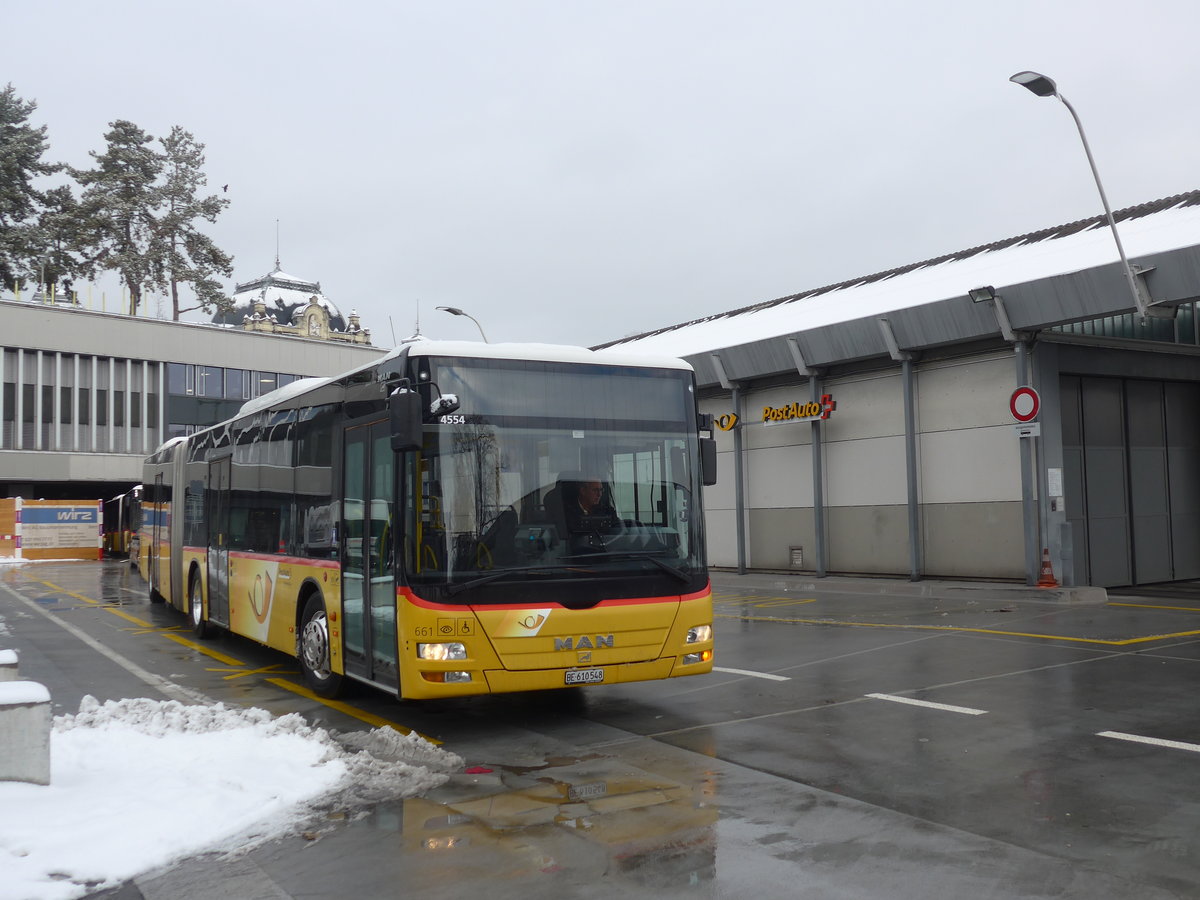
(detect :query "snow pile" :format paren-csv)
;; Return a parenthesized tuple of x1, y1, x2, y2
(0, 696, 462, 900)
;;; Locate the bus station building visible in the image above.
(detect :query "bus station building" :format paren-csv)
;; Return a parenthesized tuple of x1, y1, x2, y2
(602, 191, 1200, 589)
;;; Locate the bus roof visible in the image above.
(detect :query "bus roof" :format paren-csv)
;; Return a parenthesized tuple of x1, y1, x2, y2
(231, 339, 694, 421)
(387, 339, 695, 372)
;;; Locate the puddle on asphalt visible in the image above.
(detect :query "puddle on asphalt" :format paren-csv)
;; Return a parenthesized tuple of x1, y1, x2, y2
(341, 752, 721, 892)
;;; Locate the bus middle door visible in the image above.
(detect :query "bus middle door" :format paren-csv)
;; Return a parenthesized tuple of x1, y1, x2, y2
(206, 456, 232, 626)
(149, 475, 164, 596)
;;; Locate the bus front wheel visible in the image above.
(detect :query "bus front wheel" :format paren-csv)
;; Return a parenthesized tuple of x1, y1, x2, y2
(300, 594, 344, 698)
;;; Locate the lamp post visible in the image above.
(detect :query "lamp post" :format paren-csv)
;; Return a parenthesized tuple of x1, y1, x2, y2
(1009, 71, 1148, 322)
(436, 306, 489, 342)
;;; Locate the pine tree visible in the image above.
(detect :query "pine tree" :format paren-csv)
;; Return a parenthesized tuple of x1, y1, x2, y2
(0, 84, 58, 293)
(35, 185, 93, 301)
(156, 126, 234, 320)
(73, 120, 163, 315)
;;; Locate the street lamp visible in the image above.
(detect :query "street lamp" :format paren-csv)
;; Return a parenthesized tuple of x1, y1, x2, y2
(1009, 70, 1150, 322)
(436, 306, 489, 342)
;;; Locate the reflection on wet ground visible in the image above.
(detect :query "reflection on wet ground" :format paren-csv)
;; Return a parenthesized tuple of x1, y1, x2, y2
(364, 754, 718, 895)
(5, 562, 1200, 898)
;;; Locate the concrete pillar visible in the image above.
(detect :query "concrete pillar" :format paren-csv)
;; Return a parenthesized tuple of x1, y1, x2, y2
(0, 680, 52, 785)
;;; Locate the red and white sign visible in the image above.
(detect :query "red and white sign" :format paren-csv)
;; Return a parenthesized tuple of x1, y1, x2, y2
(1010, 386, 1040, 422)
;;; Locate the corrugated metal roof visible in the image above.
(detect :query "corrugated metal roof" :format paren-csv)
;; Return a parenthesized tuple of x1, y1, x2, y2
(597, 191, 1200, 356)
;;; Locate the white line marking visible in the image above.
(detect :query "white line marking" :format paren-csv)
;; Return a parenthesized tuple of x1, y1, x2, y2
(713, 666, 791, 682)
(0, 581, 212, 705)
(865, 693, 988, 715)
(1098, 731, 1200, 754)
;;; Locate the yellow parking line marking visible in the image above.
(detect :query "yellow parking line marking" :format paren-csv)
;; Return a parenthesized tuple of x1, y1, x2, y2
(160, 632, 248, 666)
(126, 624, 187, 636)
(26, 578, 101, 605)
(1109, 602, 1200, 612)
(714, 612, 1200, 646)
(746, 598, 818, 608)
(207, 664, 292, 681)
(266, 677, 442, 744)
(105, 608, 155, 627)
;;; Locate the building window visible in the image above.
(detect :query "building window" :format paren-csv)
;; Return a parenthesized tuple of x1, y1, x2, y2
(226, 368, 248, 400)
(197, 366, 223, 398)
(253, 371, 278, 398)
(168, 363, 195, 396)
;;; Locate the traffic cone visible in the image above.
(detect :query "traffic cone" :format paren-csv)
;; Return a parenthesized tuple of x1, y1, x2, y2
(1036, 548, 1059, 588)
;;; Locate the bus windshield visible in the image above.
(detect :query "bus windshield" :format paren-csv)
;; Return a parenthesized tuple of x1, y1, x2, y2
(403, 358, 706, 600)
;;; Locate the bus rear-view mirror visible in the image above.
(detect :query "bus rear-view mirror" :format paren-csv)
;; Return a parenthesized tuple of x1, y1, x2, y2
(390, 389, 422, 452)
(700, 436, 717, 486)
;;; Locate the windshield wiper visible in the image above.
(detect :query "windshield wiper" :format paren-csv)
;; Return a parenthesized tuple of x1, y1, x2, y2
(444, 564, 591, 597)
(561, 552, 692, 584)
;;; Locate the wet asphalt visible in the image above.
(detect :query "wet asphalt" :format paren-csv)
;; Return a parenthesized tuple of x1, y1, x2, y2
(2, 561, 1199, 899)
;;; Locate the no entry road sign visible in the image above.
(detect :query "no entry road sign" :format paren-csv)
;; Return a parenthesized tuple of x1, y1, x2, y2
(1010, 386, 1040, 422)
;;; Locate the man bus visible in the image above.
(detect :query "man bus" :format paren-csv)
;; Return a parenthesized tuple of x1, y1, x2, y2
(140, 340, 715, 700)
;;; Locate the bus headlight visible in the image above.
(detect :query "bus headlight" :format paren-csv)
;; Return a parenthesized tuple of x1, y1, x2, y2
(418, 642, 467, 661)
(686, 625, 712, 644)
(683, 650, 713, 665)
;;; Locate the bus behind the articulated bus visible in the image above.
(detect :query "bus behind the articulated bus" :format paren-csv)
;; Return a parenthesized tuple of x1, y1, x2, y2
(140, 341, 716, 700)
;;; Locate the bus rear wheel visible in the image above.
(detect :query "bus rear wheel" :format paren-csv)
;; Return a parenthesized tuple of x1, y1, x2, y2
(300, 594, 344, 698)
(189, 573, 211, 639)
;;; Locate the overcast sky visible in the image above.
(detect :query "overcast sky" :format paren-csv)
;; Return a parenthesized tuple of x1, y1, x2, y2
(7, 0, 1200, 349)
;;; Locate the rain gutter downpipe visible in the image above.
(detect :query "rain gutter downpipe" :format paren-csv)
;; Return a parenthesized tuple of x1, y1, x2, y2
(1015, 340, 1040, 585)
(879, 319, 922, 581)
(788, 338, 826, 577)
(974, 287, 1040, 586)
(711, 353, 746, 575)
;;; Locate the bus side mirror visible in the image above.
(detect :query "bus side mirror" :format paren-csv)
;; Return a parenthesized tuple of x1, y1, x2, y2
(390, 390, 422, 452)
(700, 436, 717, 486)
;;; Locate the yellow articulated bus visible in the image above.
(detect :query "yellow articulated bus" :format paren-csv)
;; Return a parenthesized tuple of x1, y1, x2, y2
(140, 341, 715, 700)
(102, 486, 142, 562)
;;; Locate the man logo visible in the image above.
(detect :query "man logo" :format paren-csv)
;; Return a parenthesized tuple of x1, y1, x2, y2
(714, 413, 738, 431)
(554, 635, 614, 651)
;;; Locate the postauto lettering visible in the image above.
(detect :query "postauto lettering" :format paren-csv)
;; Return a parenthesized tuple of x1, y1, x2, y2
(761, 393, 836, 424)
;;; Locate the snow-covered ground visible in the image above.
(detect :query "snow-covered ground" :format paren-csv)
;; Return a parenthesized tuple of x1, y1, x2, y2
(0, 696, 462, 900)
(0, 555, 463, 900)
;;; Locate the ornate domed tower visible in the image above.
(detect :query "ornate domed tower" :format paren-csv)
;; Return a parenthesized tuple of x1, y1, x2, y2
(215, 257, 370, 344)
(216, 264, 349, 332)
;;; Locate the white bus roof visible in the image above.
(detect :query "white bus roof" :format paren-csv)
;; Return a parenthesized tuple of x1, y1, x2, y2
(235, 340, 693, 420)
(388, 339, 694, 372)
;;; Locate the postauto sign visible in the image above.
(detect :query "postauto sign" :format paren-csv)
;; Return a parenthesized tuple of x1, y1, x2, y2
(762, 394, 836, 425)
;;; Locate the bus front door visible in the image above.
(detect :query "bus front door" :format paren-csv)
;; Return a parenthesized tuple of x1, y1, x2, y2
(341, 421, 398, 691)
(206, 456, 232, 626)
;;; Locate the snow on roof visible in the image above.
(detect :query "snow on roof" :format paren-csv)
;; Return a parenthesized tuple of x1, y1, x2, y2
(237, 376, 332, 417)
(601, 191, 1200, 358)
(393, 339, 694, 371)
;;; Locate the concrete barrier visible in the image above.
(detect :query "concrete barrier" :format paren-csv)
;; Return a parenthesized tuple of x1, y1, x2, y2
(0, 649, 17, 682)
(0, 680, 52, 785)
